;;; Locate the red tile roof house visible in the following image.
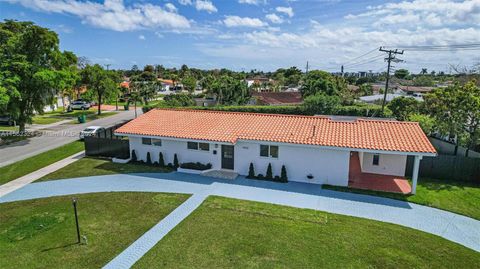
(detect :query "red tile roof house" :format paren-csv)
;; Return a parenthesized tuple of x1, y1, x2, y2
(115, 109, 437, 194)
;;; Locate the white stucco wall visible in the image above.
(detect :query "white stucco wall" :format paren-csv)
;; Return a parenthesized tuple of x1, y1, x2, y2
(128, 136, 351, 186)
(235, 141, 350, 186)
(360, 152, 406, 176)
(129, 137, 222, 169)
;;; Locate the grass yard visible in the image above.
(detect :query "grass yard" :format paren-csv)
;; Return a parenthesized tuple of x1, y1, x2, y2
(135, 196, 480, 268)
(323, 178, 480, 220)
(0, 125, 19, 131)
(0, 192, 189, 269)
(31, 115, 65, 125)
(0, 141, 85, 185)
(39, 157, 173, 181)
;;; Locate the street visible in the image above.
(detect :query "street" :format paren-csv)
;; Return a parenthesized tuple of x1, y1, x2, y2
(0, 109, 142, 167)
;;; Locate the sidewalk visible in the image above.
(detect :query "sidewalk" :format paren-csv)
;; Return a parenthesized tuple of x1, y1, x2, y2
(0, 151, 84, 197)
(26, 119, 72, 131)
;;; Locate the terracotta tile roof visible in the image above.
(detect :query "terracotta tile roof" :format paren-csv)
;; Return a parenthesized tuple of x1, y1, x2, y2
(115, 109, 437, 154)
(252, 92, 303, 105)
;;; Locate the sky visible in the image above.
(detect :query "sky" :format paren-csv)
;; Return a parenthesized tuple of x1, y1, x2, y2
(0, 0, 479, 73)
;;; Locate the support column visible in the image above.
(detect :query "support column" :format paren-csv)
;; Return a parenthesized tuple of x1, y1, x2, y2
(411, 155, 422, 194)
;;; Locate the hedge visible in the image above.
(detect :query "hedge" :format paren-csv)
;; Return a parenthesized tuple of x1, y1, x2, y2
(143, 102, 391, 118)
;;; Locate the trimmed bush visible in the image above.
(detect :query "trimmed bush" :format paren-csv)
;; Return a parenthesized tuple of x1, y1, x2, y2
(167, 163, 173, 168)
(281, 165, 288, 183)
(146, 152, 152, 165)
(247, 163, 255, 179)
(179, 162, 212, 171)
(173, 154, 179, 169)
(266, 163, 273, 180)
(158, 152, 165, 167)
(131, 150, 137, 162)
(274, 175, 281, 182)
(257, 174, 264, 180)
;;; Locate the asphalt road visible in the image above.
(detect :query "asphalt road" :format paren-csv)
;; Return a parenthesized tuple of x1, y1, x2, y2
(0, 109, 142, 168)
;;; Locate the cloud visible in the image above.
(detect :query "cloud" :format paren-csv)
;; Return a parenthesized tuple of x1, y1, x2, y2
(178, 0, 192, 5)
(265, 13, 284, 24)
(165, 3, 178, 13)
(223, 16, 267, 28)
(238, 0, 262, 5)
(345, 0, 480, 28)
(276, 6, 294, 18)
(138, 34, 146, 40)
(195, 0, 217, 13)
(5, 0, 191, 31)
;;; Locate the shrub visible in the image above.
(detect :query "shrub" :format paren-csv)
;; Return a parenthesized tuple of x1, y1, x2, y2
(257, 174, 264, 180)
(167, 163, 173, 168)
(173, 154, 179, 169)
(266, 163, 273, 180)
(274, 175, 281, 182)
(281, 165, 288, 183)
(179, 162, 212, 171)
(158, 152, 165, 167)
(146, 152, 152, 165)
(247, 163, 255, 178)
(131, 150, 137, 162)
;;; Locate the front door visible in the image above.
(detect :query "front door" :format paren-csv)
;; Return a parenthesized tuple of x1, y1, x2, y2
(221, 145, 234, 170)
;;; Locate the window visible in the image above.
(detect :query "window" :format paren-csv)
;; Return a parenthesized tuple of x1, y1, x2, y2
(152, 138, 162, 146)
(142, 138, 151, 145)
(260, 145, 279, 158)
(199, 143, 210, 151)
(187, 142, 210, 151)
(187, 142, 198, 150)
(372, 154, 380, 166)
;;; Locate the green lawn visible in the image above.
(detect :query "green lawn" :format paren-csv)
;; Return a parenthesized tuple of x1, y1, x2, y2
(0, 141, 85, 185)
(0, 125, 19, 131)
(323, 178, 480, 220)
(0, 192, 189, 269)
(135, 196, 480, 268)
(31, 115, 65, 125)
(39, 157, 173, 181)
(32, 109, 117, 125)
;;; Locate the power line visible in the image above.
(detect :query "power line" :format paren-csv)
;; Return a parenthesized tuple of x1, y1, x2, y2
(341, 47, 380, 65)
(343, 54, 385, 69)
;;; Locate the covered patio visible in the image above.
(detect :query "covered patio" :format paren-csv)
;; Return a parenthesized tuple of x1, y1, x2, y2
(348, 152, 412, 194)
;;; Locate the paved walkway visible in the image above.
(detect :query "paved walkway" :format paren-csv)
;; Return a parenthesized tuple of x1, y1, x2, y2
(0, 172, 478, 267)
(0, 151, 85, 197)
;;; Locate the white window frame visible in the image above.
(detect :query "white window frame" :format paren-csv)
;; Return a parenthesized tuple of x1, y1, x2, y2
(260, 144, 279, 158)
(187, 141, 210, 152)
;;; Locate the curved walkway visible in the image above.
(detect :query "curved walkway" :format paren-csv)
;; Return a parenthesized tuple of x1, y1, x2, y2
(1, 172, 479, 256)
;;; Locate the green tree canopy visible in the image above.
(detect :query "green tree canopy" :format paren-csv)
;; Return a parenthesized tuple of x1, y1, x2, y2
(81, 64, 120, 114)
(387, 96, 421, 121)
(394, 69, 410, 79)
(301, 70, 347, 98)
(209, 76, 250, 105)
(0, 20, 78, 131)
(303, 93, 340, 115)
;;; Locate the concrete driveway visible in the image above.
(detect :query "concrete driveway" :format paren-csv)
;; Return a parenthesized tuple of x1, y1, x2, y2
(1, 172, 479, 254)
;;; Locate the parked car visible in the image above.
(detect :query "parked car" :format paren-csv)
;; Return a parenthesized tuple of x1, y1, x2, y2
(0, 115, 15, 126)
(70, 100, 91, 110)
(79, 126, 105, 139)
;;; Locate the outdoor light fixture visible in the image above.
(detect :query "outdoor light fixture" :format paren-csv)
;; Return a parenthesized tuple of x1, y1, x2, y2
(72, 198, 81, 244)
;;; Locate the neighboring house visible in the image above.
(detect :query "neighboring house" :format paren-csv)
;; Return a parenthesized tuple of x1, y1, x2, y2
(115, 109, 436, 194)
(194, 97, 217, 107)
(359, 93, 423, 103)
(251, 92, 303, 106)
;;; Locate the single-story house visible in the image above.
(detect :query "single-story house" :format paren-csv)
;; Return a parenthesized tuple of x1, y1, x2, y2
(115, 109, 436, 194)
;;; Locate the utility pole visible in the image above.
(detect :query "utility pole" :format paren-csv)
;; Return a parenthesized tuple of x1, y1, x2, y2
(305, 61, 309, 74)
(341, 65, 344, 77)
(379, 47, 404, 115)
(104, 64, 111, 71)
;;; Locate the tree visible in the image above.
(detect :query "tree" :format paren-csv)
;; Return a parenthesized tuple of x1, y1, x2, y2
(387, 96, 420, 121)
(413, 76, 435, 87)
(394, 69, 409, 79)
(266, 163, 273, 180)
(409, 113, 435, 135)
(303, 93, 340, 115)
(456, 81, 480, 155)
(280, 165, 288, 183)
(130, 71, 157, 105)
(358, 83, 373, 96)
(164, 93, 195, 107)
(247, 163, 255, 178)
(0, 20, 78, 132)
(301, 70, 340, 97)
(81, 64, 119, 115)
(209, 76, 250, 105)
(182, 76, 197, 93)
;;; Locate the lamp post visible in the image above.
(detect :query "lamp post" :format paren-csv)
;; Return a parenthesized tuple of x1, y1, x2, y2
(72, 198, 81, 244)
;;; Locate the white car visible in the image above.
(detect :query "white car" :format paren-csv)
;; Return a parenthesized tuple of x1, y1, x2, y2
(79, 126, 105, 139)
(70, 100, 91, 110)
